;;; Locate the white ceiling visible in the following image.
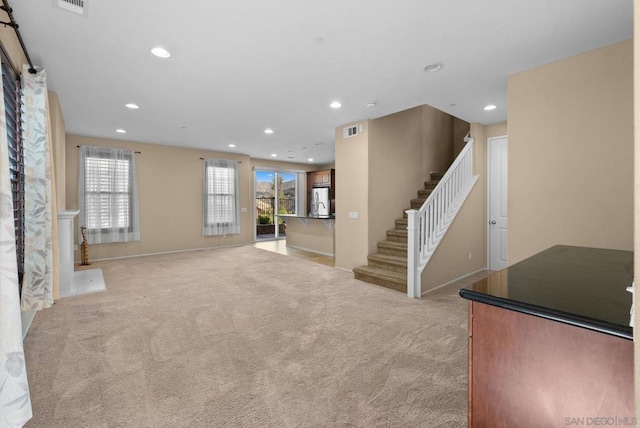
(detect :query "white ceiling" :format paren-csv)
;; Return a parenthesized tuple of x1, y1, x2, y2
(10, 0, 633, 165)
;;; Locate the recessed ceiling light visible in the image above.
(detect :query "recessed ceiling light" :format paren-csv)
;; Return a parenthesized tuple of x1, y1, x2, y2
(228, 144, 236, 148)
(330, 101, 342, 109)
(423, 62, 443, 73)
(150, 46, 171, 58)
(116, 129, 126, 134)
(264, 128, 274, 134)
(125, 103, 139, 109)
(270, 153, 277, 157)
(484, 104, 497, 111)
(308, 158, 314, 162)
(366, 102, 377, 108)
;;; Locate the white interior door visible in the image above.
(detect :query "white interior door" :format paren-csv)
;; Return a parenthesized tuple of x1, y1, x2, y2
(488, 136, 508, 271)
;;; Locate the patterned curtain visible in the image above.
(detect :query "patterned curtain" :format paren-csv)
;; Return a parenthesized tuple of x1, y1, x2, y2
(21, 66, 54, 311)
(0, 69, 32, 426)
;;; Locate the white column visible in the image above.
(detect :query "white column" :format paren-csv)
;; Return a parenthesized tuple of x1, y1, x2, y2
(405, 209, 420, 298)
(57, 210, 79, 298)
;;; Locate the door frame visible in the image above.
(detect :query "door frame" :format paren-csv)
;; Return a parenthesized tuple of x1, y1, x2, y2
(486, 135, 508, 270)
(253, 168, 303, 241)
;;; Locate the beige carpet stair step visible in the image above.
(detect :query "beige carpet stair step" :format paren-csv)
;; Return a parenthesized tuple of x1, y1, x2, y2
(353, 265, 407, 293)
(377, 240, 407, 257)
(417, 189, 434, 199)
(395, 218, 407, 228)
(386, 228, 407, 242)
(410, 198, 426, 209)
(367, 253, 407, 273)
(424, 180, 439, 190)
(353, 171, 445, 293)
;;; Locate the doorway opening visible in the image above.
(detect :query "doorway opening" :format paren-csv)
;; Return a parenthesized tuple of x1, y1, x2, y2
(255, 169, 299, 241)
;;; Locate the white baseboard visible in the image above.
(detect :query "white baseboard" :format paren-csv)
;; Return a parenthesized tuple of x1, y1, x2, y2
(74, 242, 248, 264)
(421, 267, 489, 297)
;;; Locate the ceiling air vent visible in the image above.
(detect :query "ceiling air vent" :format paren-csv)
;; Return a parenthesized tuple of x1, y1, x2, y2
(53, 0, 87, 16)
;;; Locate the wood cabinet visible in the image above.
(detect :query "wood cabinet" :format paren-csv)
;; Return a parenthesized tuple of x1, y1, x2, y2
(461, 246, 634, 427)
(467, 301, 633, 427)
(308, 170, 332, 187)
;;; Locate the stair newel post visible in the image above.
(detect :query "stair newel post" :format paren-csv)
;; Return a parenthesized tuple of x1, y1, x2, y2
(406, 208, 420, 298)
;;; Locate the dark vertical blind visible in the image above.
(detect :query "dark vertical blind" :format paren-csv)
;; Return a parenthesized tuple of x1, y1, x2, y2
(1, 47, 24, 284)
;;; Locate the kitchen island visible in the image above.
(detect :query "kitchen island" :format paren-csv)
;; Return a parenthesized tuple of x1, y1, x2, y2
(279, 214, 335, 256)
(459, 245, 633, 427)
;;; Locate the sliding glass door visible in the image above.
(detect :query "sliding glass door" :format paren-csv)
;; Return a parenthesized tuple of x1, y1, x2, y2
(255, 170, 300, 240)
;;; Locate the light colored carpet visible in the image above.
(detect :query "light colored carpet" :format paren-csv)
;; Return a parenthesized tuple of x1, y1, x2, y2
(24, 245, 484, 427)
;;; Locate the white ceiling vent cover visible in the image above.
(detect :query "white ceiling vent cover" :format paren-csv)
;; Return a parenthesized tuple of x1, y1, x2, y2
(53, 0, 87, 16)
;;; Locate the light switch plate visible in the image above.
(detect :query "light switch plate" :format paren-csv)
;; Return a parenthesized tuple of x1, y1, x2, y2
(348, 211, 358, 219)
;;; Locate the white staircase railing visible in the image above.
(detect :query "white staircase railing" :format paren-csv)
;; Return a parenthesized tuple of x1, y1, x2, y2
(406, 137, 479, 298)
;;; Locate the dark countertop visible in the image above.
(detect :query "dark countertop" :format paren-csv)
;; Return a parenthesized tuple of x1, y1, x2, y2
(459, 245, 633, 339)
(278, 214, 335, 220)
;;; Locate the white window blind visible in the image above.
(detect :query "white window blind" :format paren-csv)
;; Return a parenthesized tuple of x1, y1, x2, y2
(203, 158, 240, 235)
(78, 145, 140, 244)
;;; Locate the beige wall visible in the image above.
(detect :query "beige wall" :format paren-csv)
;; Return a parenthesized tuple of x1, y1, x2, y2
(335, 120, 370, 270)
(286, 218, 334, 255)
(67, 135, 257, 261)
(420, 121, 506, 292)
(67, 135, 327, 262)
(422, 104, 455, 177)
(368, 107, 425, 253)
(367, 105, 459, 255)
(453, 117, 471, 157)
(335, 105, 462, 271)
(48, 91, 66, 210)
(508, 40, 633, 265)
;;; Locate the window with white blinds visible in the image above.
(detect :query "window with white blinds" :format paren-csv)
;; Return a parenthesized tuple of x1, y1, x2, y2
(1, 47, 24, 283)
(85, 155, 131, 229)
(203, 158, 240, 235)
(78, 145, 140, 244)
